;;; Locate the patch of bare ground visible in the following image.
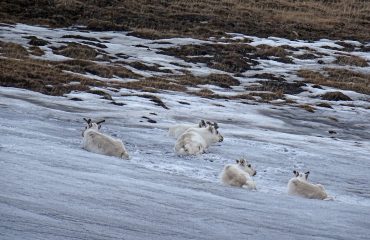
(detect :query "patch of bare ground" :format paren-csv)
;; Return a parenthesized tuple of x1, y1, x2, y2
(23, 36, 50, 46)
(321, 92, 352, 101)
(251, 73, 286, 82)
(249, 91, 285, 102)
(294, 53, 320, 60)
(0, 58, 105, 96)
(245, 80, 305, 95)
(127, 28, 180, 40)
(55, 60, 141, 79)
(298, 68, 370, 95)
(126, 62, 172, 73)
(87, 89, 113, 100)
(161, 44, 258, 73)
(334, 55, 369, 67)
(0, 41, 28, 58)
(52, 42, 110, 61)
(122, 93, 169, 109)
(299, 104, 316, 113)
(1, 1, 369, 41)
(29, 46, 45, 56)
(255, 45, 294, 63)
(316, 102, 333, 108)
(61, 34, 101, 42)
(173, 74, 240, 89)
(118, 78, 187, 93)
(193, 88, 222, 99)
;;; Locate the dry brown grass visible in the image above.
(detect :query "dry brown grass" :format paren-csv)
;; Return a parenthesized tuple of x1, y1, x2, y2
(298, 68, 370, 95)
(126, 61, 172, 73)
(0, 41, 28, 58)
(334, 55, 369, 67)
(256, 45, 293, 63)
(52, 43, 100, 60)
(321, 91, 352, 101)
(246, 80, 304, 95)
(299, 104, 316, 113)
(118, 77, 187, 92)
(29, 46, 45, 56)
(0, 58, 105, 96)
(24, 36, 50, 46)
(122, 94, 169, 109)
(229, 93, 255, 101)
(56, 60, 140, 79)
(88, 89, 112, 100)
(2, 0, 368, 41)
(193, 88, 219, 99)
(249, 91, 285, 101)
(162, 44, 257, 73)
(316, 102, 333, 108)
(173, 74, 240, 88)
(127, 28, 179, 40)
(61, 34, 101, 42)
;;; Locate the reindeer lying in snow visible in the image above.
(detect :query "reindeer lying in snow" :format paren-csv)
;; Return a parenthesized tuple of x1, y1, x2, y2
(169, 120, 219, 139)
(221, 159, 257, 190)
(288, 170, 333, 200)
(174, 124, 223, 155)
(82, 118, 129, 159)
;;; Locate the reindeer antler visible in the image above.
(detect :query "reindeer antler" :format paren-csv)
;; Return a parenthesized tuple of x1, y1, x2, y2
(83, 118, 92, 124)
(96, 120, 105, 125)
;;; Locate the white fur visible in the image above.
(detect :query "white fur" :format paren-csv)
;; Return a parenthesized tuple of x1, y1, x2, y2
(174, 126, 223, 155)
(287, 171, 332, 200)
(168, 120, 217, 139)
(82, 123, 129, 159)
(221, 159, 257, 190)
(169, 124, 199, 139)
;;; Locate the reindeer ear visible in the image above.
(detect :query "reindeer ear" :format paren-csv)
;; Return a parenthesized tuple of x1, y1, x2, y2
(208, 126, 214, 133)
(305, 171, 310, 180)
(293, 170, 298, 176)
(236, 159, 240, 164)
(98, 125, 102, 130)
(199, 120, 206, 127)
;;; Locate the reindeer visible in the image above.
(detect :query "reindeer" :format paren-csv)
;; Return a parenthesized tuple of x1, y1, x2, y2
(174, 124, 223, 155)
(169, 120, 219, 139)
(82, 118, 129, 159)
(288, 170, 333, 200)
(221, 158, 257, 190)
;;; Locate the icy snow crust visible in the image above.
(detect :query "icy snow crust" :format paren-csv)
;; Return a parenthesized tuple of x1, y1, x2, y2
(1, 24, 370, 239)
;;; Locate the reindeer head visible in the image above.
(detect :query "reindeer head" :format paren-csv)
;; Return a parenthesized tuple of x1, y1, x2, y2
(207, 125, 223, 143)
(82, 118, 105, 136)
(206, 121, 219, 129)
(236, 158, 256, 176)
(293, 170, 310, 181)
(198, 120, 219, 129)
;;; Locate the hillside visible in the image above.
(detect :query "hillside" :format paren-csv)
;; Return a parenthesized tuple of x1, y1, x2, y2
(1, 0, 370, 41)
(1, 1, 370, 240)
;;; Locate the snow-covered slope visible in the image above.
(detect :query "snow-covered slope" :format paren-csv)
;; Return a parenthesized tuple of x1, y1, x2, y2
(1, 24, 370, 239)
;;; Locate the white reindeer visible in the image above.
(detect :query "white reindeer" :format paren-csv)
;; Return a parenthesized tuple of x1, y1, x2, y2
(287, 170, 333, 200)
(82, 118, 129, 159)
(221, 159, 257, 190)
(174, 125, 223, 155)
(169, 120, 219, 139)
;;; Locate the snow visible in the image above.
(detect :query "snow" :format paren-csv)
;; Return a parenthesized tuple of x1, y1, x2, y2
(1, 24, 370, 240)
(1, 85, 370, 239)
